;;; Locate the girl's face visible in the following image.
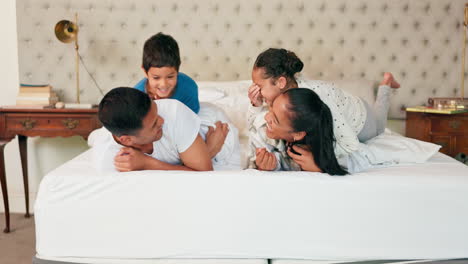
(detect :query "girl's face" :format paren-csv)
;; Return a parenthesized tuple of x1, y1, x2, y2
(144, 66, 178, 99)
(264, 94, 296, 141)
(251, 67, 283, 106)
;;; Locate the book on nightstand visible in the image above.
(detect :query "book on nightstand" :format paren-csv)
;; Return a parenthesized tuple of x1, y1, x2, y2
(16, 84, 58, 107)
(406, 106, 468, 114)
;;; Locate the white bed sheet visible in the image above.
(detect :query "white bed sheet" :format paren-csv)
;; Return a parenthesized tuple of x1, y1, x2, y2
(35, 150, 468, 261)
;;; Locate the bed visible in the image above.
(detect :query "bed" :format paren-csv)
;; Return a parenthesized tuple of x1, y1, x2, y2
(13, 0, 468, 263)
(34, 147, 468, 263)
(33, 79, 468, 263)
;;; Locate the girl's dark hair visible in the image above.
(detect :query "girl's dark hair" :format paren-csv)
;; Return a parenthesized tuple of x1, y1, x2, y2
(284, 88, 348, 175)
(254, 48, 304, 87)
(98, 87, 151, 136)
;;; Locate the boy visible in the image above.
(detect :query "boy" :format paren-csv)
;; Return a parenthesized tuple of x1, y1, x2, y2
(135, 32, 200, 113)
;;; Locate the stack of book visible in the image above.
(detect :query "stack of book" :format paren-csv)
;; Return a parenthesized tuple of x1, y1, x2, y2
(16, 84, 58, 107)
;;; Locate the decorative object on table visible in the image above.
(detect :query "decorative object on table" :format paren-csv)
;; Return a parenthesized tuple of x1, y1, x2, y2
(15, 83, 58, 107)
(54, 13, 80, 104)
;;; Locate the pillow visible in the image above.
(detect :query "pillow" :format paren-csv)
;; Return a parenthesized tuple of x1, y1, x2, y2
(198, 87, 226, 102)
(87, 127, 112, 147)
(341, 129, 441, 173)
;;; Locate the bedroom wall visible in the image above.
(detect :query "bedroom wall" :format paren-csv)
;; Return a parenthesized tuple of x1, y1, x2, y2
(14, 0, 467, 120)
(0, 0, 88, 214)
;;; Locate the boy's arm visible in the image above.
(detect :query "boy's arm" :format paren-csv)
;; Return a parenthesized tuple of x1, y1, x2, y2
(114, 135, 213, 171)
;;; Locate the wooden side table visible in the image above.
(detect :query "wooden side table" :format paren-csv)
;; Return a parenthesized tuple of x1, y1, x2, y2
(0, 107, 101, 233)
(406, 111, 468, 157)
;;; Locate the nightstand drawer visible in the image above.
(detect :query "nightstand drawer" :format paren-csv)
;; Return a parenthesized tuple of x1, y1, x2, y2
(431, 135, 452, 155)
(5, 114, 94, 132)
(431, 117, 467, 133)
(455, 136, 468, 155)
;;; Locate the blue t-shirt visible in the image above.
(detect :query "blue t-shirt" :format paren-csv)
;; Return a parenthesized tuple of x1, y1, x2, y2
(134, 72, 200, 113)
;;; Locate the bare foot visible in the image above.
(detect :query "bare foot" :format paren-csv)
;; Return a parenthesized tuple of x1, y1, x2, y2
(380, 72, 400, 89)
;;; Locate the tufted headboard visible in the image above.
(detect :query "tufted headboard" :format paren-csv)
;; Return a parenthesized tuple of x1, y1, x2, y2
(16, 0, 465, 119)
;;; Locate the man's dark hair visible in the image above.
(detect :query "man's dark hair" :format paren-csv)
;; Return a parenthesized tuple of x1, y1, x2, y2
(142, 32, 181, 72)
(98, 87, 151, 136)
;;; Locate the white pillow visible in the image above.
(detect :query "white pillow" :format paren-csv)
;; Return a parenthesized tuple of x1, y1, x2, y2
(342, 129, 441, 173)
(198, 87, 226, 102)
(87, 127, 112, 147)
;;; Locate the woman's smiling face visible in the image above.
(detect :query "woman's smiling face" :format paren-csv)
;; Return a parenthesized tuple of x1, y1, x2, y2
(264, 94, 296, 142)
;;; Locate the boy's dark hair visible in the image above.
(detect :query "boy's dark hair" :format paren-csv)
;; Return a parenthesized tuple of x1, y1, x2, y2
(254, 48, 304, 87)
(98, 87, 151, 136)
(284, 88, 348, 176)
(142, 32, 181, 72)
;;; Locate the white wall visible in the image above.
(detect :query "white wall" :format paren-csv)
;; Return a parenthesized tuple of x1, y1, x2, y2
(0, 0, 89, 214)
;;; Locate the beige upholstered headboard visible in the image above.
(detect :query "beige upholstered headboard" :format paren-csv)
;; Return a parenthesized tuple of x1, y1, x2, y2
(16, 0, 465, 119)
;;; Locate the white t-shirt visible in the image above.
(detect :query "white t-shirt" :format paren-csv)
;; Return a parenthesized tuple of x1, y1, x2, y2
(92, 99, 200, 172)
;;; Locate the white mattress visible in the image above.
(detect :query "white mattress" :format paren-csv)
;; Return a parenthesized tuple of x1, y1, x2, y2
(35, 150, 468, 261)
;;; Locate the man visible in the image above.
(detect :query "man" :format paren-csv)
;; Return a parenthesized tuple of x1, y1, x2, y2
(93, 87, 233, 172)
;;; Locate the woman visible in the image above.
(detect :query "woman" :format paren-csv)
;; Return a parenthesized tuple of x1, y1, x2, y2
(256, 88, 347, 175)
(247, 48, 400, 172)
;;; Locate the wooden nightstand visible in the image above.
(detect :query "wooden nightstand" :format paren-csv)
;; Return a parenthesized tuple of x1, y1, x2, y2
(0, 107, 101, 233)
(406, 111, 468, 157)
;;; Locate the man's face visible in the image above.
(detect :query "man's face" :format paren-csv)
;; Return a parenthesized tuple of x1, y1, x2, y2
(144, 66, 178, 99)
(132, 101, 165, 145)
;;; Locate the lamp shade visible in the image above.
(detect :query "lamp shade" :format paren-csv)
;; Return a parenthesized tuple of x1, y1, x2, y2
(54, 20, 78, 43)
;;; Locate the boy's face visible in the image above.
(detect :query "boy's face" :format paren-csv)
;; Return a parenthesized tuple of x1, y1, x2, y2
(143, 66, 178, 99)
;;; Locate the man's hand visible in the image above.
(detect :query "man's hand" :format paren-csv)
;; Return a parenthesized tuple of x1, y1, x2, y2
(114, 147, 151, 172)
(206, 121, 229, 158)
(248, 83, 263, 107)
(287, 145, 322, 172)
(255, 148, 277, 171)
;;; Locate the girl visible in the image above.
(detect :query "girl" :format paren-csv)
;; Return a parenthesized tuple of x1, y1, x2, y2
(247, 48, 400, 172)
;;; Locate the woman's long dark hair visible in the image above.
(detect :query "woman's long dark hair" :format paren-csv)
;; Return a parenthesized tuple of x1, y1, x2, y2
(284, 88, 348, 175)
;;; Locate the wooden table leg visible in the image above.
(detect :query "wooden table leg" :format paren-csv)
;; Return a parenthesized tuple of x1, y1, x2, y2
(0, 142, 10, 233)
(18, 135, 30, 218)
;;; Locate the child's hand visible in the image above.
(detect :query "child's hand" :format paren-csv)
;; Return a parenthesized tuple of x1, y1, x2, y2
(287, 145, 322, 172)
(255, 148, 277, 171)
(206, 121, 229, 158)
(114, 147, 149, 172)
(248, 83, 263, 107)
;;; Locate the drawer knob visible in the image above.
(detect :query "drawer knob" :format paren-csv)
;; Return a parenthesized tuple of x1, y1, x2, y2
(62, 119, 79, 129)
(449, 120, 461, 129)
(20, 119, 36, 130)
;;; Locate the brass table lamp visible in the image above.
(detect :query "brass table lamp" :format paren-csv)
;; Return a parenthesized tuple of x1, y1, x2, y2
(55, 13, 80, 103)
